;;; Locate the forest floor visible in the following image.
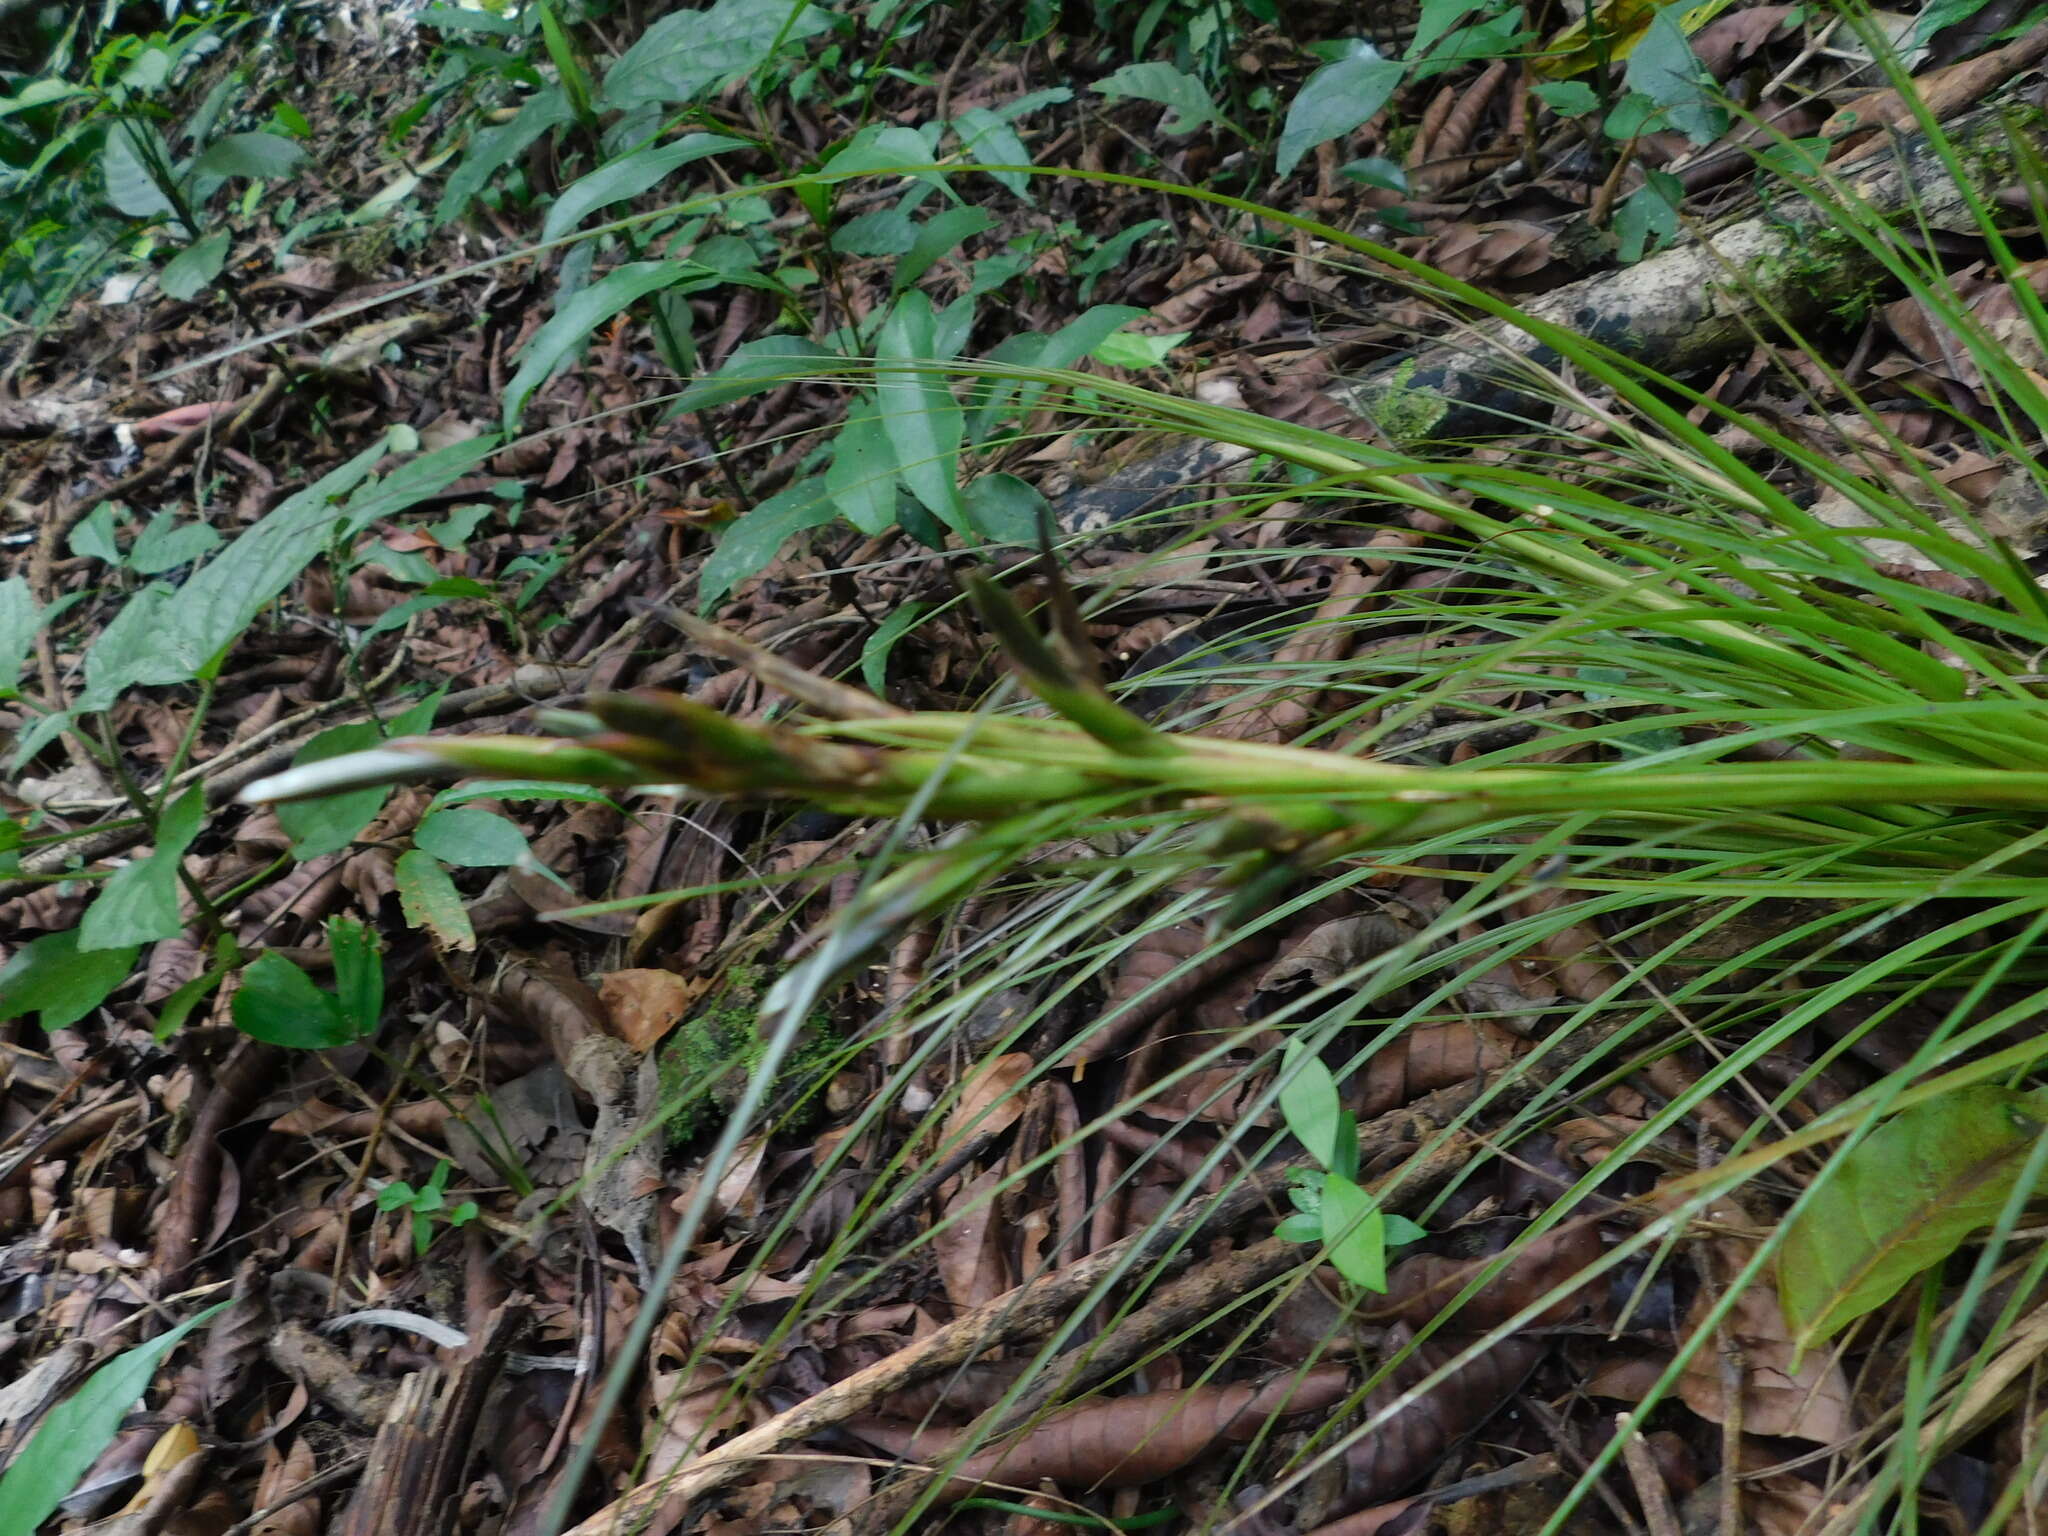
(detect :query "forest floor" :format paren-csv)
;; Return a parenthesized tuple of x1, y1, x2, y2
(7, 1, 2048, 1533)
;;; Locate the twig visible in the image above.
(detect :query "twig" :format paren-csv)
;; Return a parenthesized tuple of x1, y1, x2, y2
(1618, 1414, 1684, 1536)
(220, 1454, 369, 1536)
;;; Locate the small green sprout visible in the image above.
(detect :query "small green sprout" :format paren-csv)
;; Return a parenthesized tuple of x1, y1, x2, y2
(376, 1159, 479, 1257)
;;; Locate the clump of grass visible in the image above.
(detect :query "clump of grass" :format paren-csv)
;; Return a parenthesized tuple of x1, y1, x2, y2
(239, 89, 2048, 1535)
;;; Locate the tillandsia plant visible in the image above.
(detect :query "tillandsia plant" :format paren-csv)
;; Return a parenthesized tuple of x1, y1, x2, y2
(241, 460, 2048, 885)
(229, 101, 2048, 1529)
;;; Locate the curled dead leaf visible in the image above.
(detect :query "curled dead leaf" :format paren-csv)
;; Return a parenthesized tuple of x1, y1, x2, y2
(851, 1366, 1352, 1499)
(595, 967, 706, 1053)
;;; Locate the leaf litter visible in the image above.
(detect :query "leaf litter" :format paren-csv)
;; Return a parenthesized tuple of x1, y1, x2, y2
(5, 1, 2048, 1533)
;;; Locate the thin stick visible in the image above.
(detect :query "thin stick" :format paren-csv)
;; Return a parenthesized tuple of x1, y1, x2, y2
(1618, 1414, 1684, 1536)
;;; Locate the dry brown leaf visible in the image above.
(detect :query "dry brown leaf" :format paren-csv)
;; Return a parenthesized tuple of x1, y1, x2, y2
(1678, 1278, 1855, 1442)
(1358, 1221, 1604, 1329)
(1687, 5, 1800, 77)
(1398, 222, 1557, 285)
(1356, 1022, 1527, 1117)
(1260, 912, 1413, 992)
(943, 1053, 1035, 1145)
(936, 1167, 1013, 1312)
(1338, 1326, 1547, 1510)
(851, 1366, 1352, 1498)
(251, 1436, 322, 1536)
(1552, 1115, 1657, 1168)
(595, 967, 706, 1052)
(1678, 1202, 1855, 1444)
(1584, 1349, 1671, 1404)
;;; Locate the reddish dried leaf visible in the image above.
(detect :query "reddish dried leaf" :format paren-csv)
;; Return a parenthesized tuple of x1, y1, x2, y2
(251, 1436, 322, 1536)
(1339, 1326, 1547, 1510)
(1398, 222, 1559, 285)
(595, 967, 705, 1052)
(1357, 1022, 1526, 1117)
(943, 1053, 1035, 1145)
(1359, 1222, 1604, 1329)
(853, 1366, 1352, 1498)
(1678, 1204, 1856, 1444)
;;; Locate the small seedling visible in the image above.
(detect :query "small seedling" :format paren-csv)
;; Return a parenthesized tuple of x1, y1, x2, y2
(1275, 1041, 1425, 1290)
(376, 1159, 479, 1257)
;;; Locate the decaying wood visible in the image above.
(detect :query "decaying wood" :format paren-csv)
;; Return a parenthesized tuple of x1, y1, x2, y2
(265, 1323, 400, 1430)
(330, 1300, 523, 1536)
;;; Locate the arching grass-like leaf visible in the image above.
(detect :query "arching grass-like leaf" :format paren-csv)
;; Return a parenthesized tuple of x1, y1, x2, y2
(504, 260, 690, 430)
(540, 133, 746, 244)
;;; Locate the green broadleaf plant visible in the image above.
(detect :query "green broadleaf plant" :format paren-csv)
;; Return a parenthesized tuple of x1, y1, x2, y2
(1779, 1087, 2048, 1361)
(231, 916, 384, 1049)
(0, 1301, 230, 1536)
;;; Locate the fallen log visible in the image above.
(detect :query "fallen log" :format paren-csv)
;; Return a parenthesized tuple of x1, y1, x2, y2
(1052, 88, 2048, 542)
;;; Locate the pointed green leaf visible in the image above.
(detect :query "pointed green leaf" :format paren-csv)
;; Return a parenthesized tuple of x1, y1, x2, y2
(157, 230, 230, 300)
(128, 511, 222, 574)
(1780, 1087, 2048, 1359)
(505, 261, 689, 430)
(1093, 62, 1218, 136)
(1279, 1042, 1344, 1171)
(827, 397, 899, 535)
(0, 930, 138, 1029)
(434, 88, 574, 228)
(0, 577, 42, 695)
(815, 124, 949, 193)
(413, 807, 531, 868)
(861, 600, 929, 695)
(1625, 6, 1727, 145)
(894, 205, 996, 294)
(80, 431, 494, 710)
(231, 949, 351, 1048)
(1277, 55, 1405, 175)
(1323, 1173, 1388, 1291)
(670, 335, 833, 414)
(952, 107, 1032, 197)
(78, 789, 206, 951)
(327, 916, 385, 1037)
(0, 1300, 229, 1536)
(701, 477, 837, 609)
(540, 133, 746, 244)
(876, 293, 966, 535)
(276, 694, 440, 858)
(101, 120, 177, 219)
(395, 849, 475, 951)
(193, 131, 304, 179)
(963, 473, 1047, 545)
(601, 0, 830, 110)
